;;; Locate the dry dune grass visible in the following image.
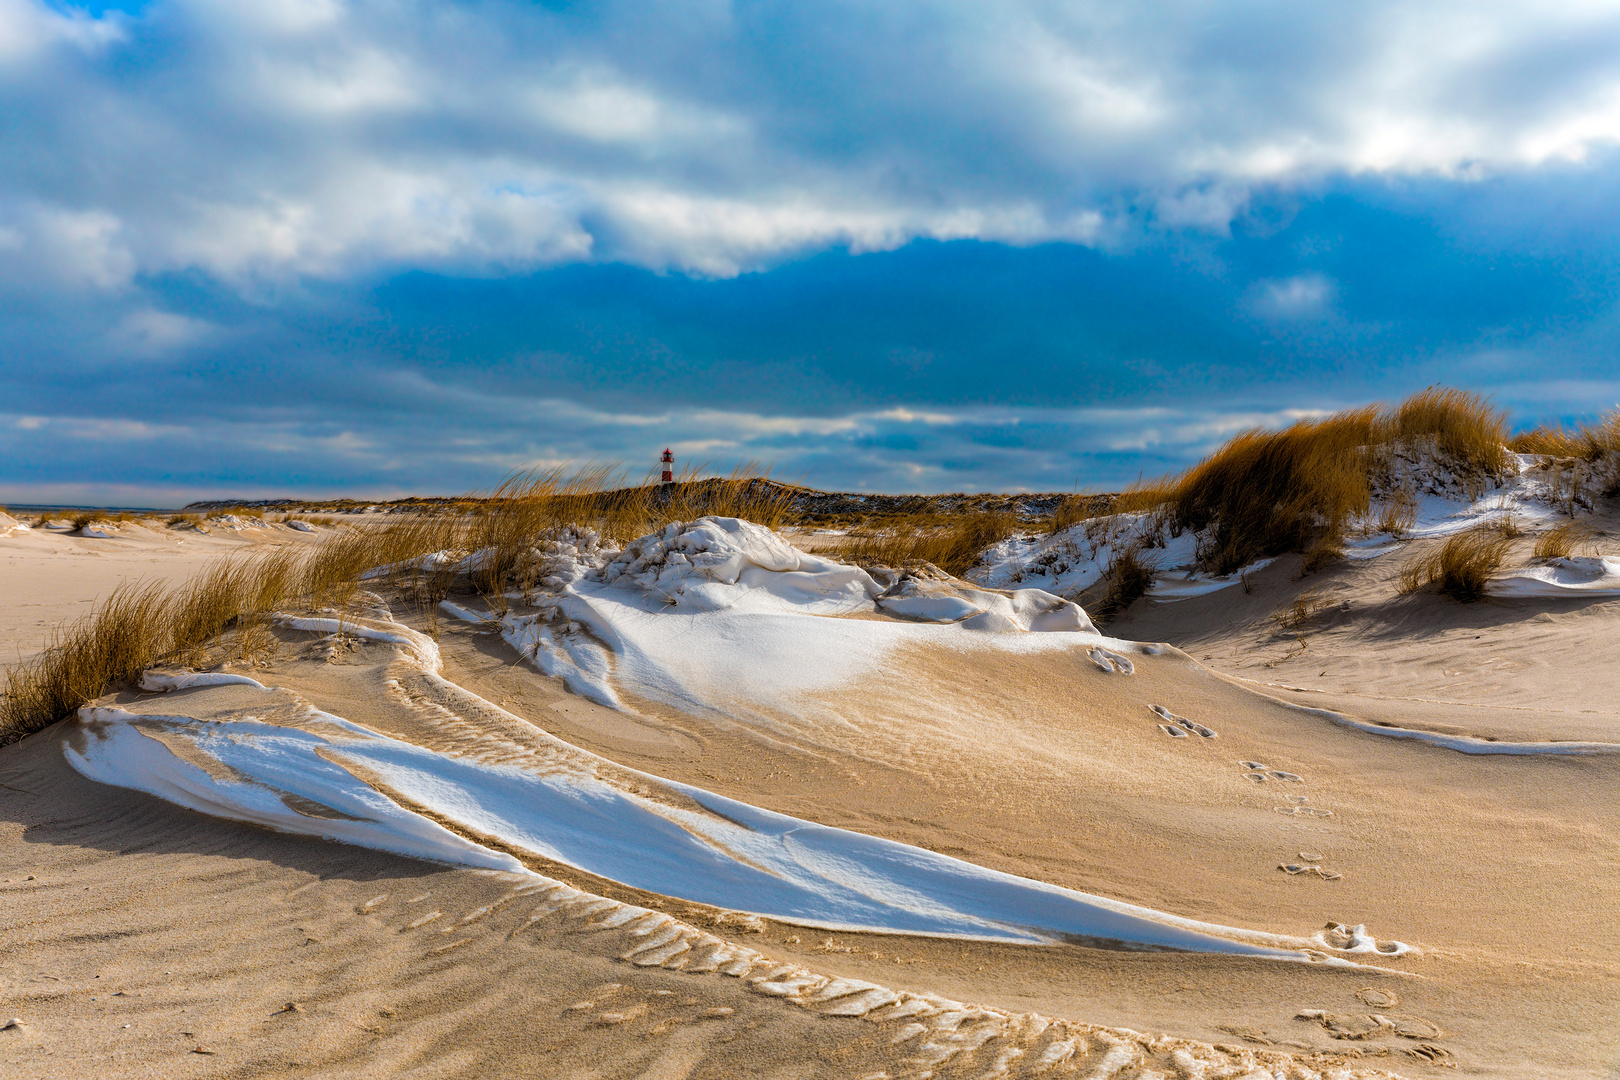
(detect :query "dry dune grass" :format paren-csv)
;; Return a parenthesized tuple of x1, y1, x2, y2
(1398, 525, 1513, 601)
(1119, 388, 1511, 575)
(1093, 543, 1157, 618)
(835, 510, 1019, 576)
(0, 539, 398, 742)
(1533, 520, 1592, 561)
(1045, 494, 1098, 535)
(0, 464, 802, 743)
(1509, 409, 1620, 461)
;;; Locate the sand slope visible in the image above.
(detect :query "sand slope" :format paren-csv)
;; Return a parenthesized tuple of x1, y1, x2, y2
(5, 518, 1620, 1077)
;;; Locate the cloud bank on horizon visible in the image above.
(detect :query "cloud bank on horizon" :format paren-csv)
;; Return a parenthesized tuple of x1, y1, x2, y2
(4, 0, 1620, 502)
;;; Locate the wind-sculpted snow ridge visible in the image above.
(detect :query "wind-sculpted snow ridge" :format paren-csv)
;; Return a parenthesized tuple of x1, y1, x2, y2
(1493, 554, 1620, 598)
(66, 604, 1413, 964)
(446, 516, 1106, 717)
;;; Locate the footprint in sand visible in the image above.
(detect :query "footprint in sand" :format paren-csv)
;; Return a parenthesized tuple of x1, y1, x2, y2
(1240, 761, 1321, 800)
(1357, 988, 1399, 1008)
(1403, 1043, 1452, 1064)
(1087, 646, 1134, 674)
(1149, 704, 1216, 738)
(1296, 1008, 1443, 1042)
(1274, 802, 1334, 818)
(1295, 1010, 1389, 1040)
(1242, 764, 1335, 816)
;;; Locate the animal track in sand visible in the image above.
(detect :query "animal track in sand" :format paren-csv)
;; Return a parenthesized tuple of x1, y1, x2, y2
(1086, 646, 1134, 674)
(1240, 762, 1335, 817)
(1273, 791, 1334, 817)
(1238, 760, 1308, 784)
(1149, 704, 1216, 738)
(1274, 803, 1334, 818)
(1296, 1008, 1443, 1042)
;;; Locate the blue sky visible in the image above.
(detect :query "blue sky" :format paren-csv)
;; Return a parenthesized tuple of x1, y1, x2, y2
(4, 0, 1620, 503)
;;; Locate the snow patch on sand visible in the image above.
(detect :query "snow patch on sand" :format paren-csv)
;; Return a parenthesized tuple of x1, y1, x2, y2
(1283, 700, 1620, 755)
(1494, 555, 1620, 598)
(69, 706, 526, 873)
(441, 517, 1106, 722)
(139, 670, 268, 692)
(67, 639, 1409, 960)
(972, 514, 1273, 603)
(971, 452, 1620, 600)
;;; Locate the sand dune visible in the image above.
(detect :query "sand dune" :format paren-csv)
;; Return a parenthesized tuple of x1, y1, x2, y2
(3, 513, 1618, 1077)
(0, 517, 321, 667)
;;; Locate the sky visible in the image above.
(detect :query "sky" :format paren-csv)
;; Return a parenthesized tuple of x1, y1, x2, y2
(4, 0, 1620, 504)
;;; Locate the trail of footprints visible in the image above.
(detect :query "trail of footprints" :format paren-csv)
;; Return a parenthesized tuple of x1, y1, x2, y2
(1146, 703, 1348, 883)
(354, 877, 1406, 1080)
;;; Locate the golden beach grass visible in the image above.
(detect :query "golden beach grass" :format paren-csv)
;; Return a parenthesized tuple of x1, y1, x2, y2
(0, 464, 805, 742)
(1108, 387, 1512, 576)
(1397, 525, 1513, 601)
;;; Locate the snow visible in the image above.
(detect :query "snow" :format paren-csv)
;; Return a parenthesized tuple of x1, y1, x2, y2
(972, 514, 1268, 602)
(971, 452, 1619, 601)
(1494, 555, 1620, 598)
(68, 657, 1405, 960)
(69, 705, 525, 874)
(287, 519, 315, 532)
(205, 514, 263, 530)
(139, 670, 268, 692)
(439, 517, 1105, 723)
(59, 515, 1422, 962)
(1285, 701, 1620, 756)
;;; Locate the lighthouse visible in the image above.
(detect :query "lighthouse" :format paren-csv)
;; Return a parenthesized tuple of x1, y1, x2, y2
(660, 448, 674, 484)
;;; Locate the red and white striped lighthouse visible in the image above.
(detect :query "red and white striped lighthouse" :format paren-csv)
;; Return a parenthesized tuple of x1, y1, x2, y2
(660, 448, 674, 484)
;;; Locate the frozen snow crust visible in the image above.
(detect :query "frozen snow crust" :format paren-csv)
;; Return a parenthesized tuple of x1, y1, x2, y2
(67, 597, 1409, 962)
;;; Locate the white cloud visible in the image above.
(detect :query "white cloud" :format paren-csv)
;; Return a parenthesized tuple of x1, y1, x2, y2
(0, 0, 123, 65)
(3, 0, 1620, 284)
(1249, 274, 1336, 320)
(109, 309, 217, 358)
(0, 205, 135, 291)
